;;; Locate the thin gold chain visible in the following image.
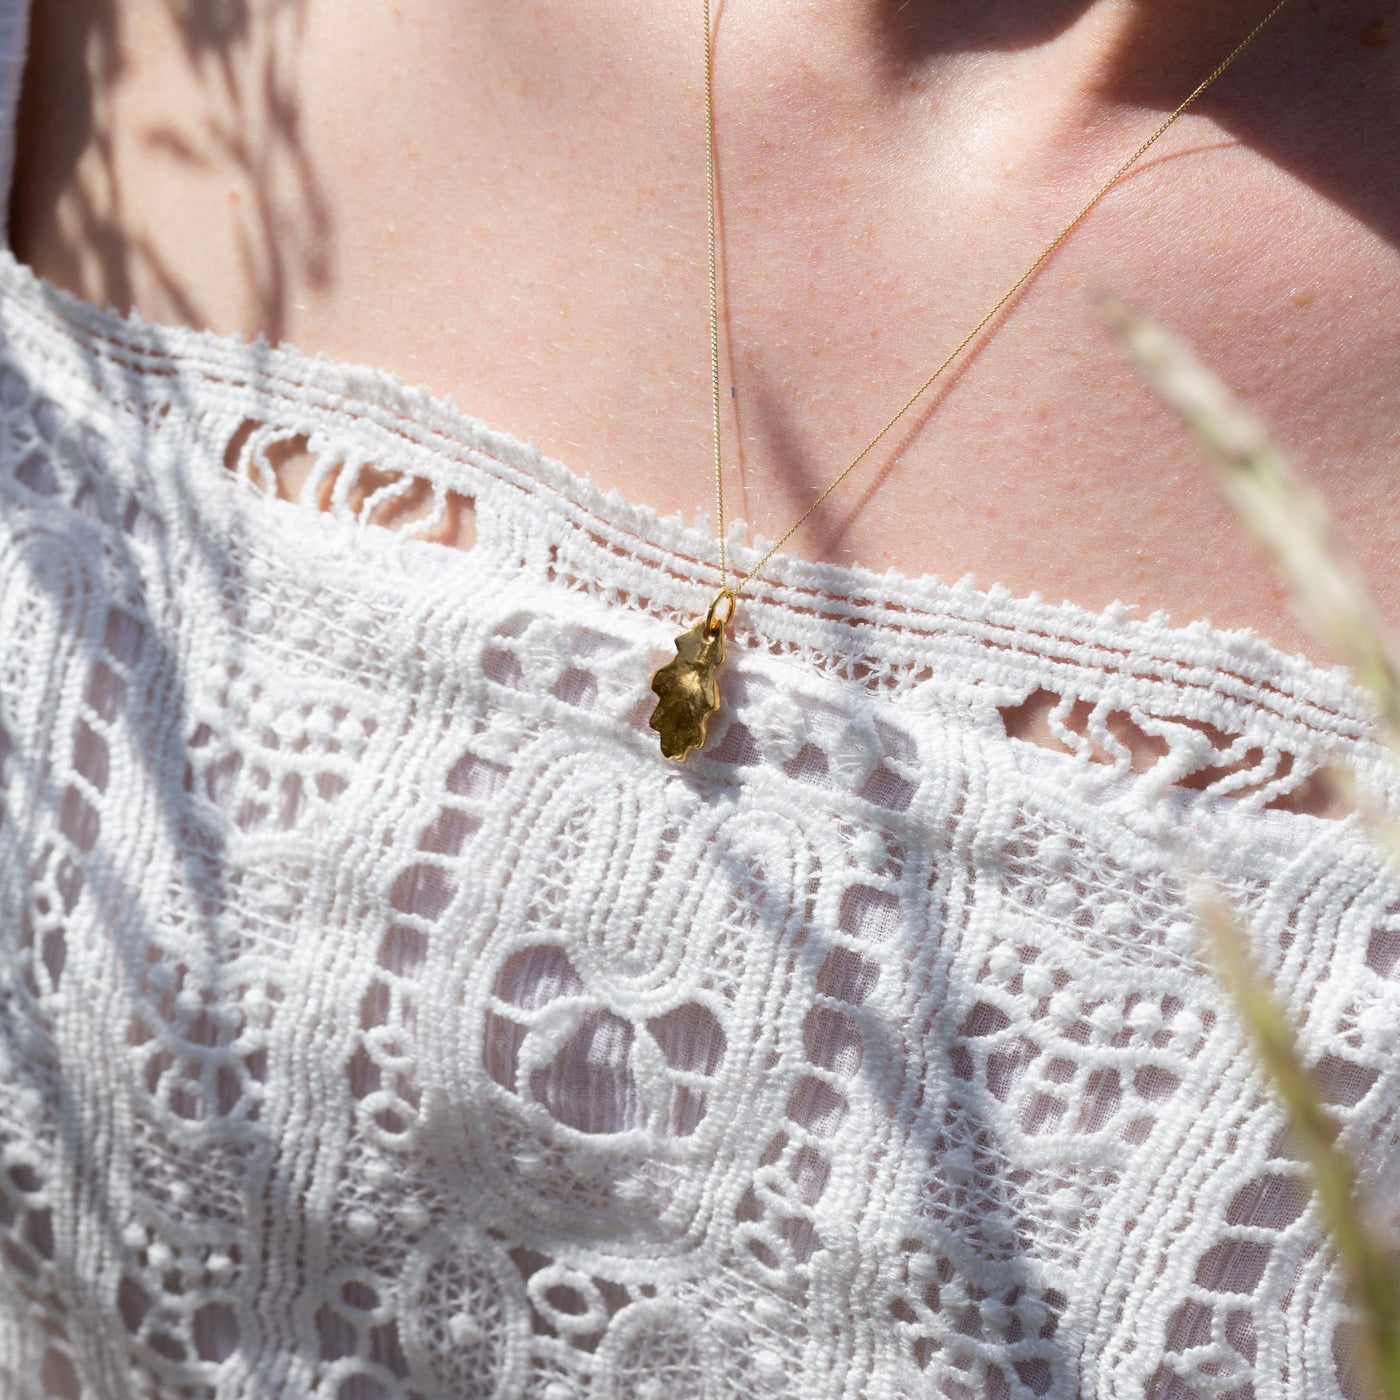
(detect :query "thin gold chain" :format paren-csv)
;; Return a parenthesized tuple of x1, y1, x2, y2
(703, 0, 727, 586)
(704, 0, 1292, 600)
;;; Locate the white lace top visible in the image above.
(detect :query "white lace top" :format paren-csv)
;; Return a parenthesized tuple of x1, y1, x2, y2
(2, 12, 1399, 1399)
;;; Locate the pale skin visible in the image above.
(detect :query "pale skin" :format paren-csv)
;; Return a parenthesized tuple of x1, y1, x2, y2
(11, 0, 1400, 668)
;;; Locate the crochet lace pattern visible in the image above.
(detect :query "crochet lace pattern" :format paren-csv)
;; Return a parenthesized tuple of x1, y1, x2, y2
(0, 248, 1397, 1400)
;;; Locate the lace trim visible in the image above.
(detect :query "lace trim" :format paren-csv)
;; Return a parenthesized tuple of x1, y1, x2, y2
(0, 246, 1386, 816)
(1, 244, 1396, 1400)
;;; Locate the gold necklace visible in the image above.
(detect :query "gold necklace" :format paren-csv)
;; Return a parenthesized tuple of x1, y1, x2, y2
(649, 0, 1292, 761)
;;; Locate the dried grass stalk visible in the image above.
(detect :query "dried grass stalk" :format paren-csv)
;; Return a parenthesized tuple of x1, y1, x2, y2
(1106, 299, 1400, 867)
(1195, 887, 1400, 1400)
(1109, 302, 1400, 1398)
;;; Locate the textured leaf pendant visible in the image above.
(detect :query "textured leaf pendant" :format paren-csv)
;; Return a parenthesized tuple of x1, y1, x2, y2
(649, 589, 736, 761)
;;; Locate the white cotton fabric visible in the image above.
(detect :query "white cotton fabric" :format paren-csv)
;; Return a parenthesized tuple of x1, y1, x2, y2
(2, 18, 1400, 1400)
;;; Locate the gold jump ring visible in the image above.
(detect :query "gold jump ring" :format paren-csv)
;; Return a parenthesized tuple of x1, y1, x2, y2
(704, 588, 737, 640)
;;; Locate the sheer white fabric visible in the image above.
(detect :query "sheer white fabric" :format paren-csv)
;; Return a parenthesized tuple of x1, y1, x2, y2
(1, 246, 1398, 1400)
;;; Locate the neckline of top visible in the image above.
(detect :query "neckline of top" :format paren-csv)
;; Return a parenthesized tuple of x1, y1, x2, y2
(0, 244, 1378, 750)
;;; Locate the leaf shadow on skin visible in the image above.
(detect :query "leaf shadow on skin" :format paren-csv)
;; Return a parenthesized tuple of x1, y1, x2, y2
(9, 0, 333, 345)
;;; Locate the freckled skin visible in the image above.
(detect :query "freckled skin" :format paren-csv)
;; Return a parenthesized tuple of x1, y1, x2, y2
(11, 0, 1400, 666)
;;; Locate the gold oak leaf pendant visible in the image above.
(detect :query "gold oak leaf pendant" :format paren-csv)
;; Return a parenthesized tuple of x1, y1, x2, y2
(649, 589, 736, 762)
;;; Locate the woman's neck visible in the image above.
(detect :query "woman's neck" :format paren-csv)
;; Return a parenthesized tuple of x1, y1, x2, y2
(748, 0, 1290, 83)
(699, 0, 1301, 193)
(11, 0, 1399, 666)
